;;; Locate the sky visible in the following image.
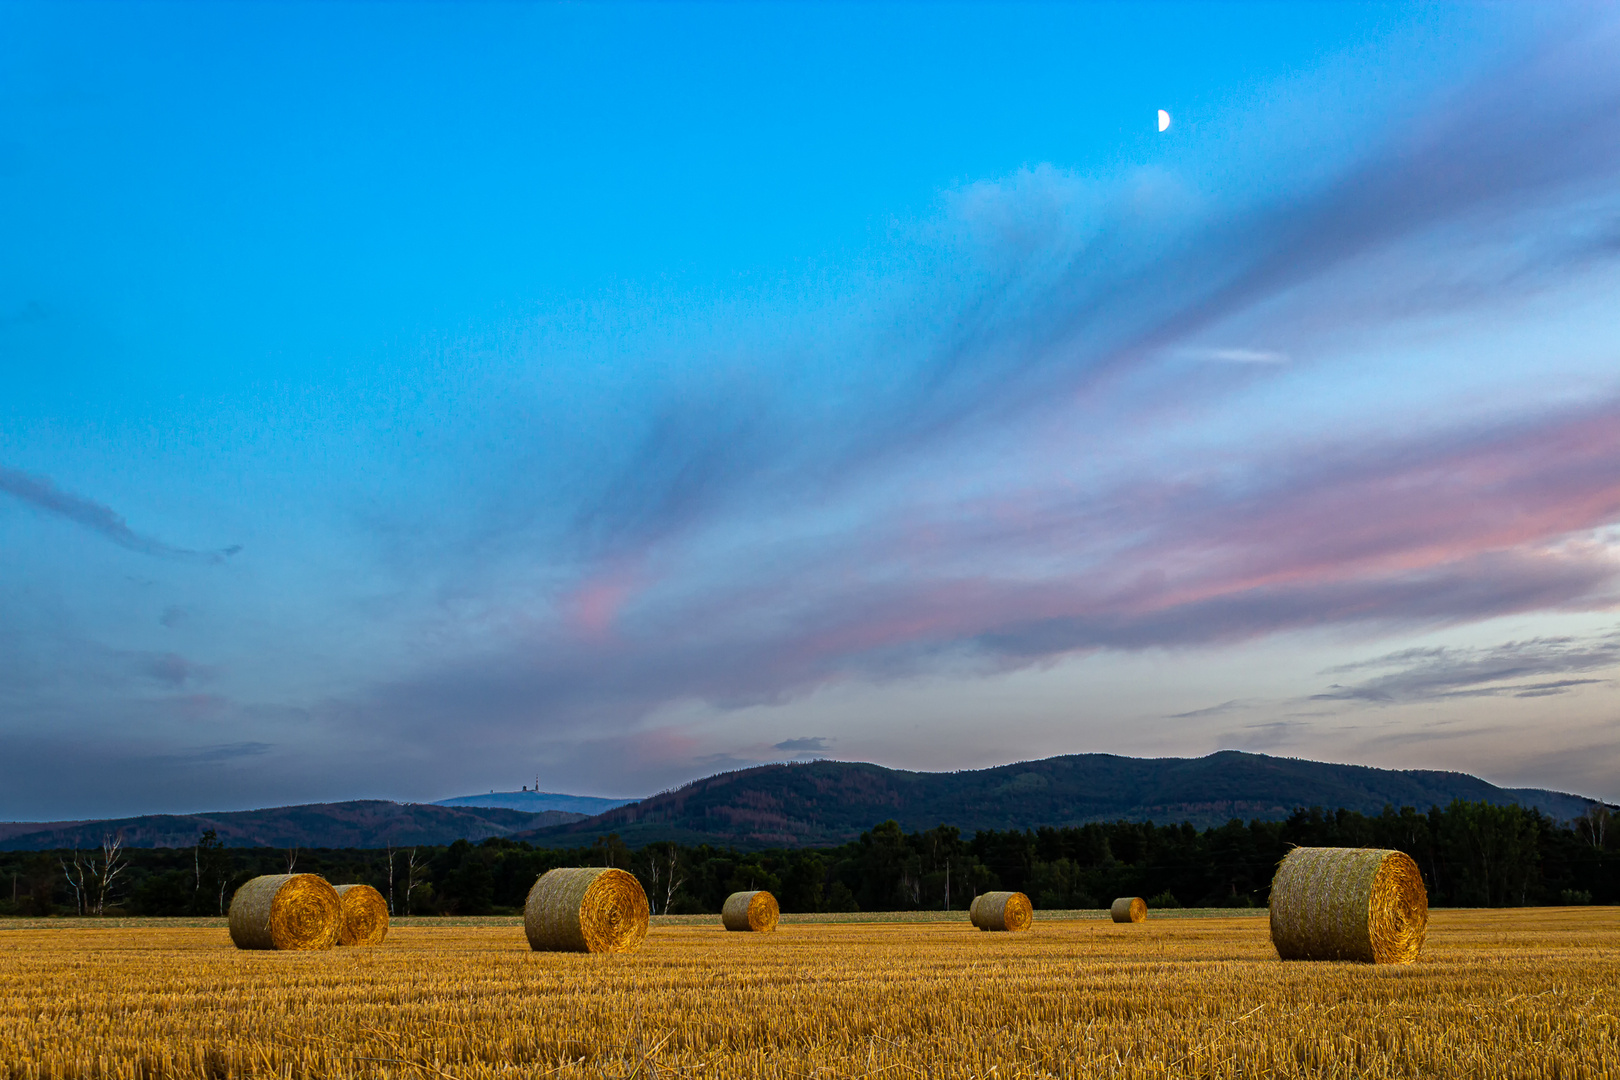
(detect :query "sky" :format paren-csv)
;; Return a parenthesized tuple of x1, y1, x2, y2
(2, 2, 1619, 820)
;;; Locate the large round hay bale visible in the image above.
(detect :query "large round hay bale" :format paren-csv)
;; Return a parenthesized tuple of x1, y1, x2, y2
(1268, 847, 1428, 964)
(721, 890, 779, 932)
(334, 884, 389, 946)
(227, 874, 342, 951)
(1110, 896, 1147, 923)
(969, 890, 1033, 932)
(524, 867, 649, 953)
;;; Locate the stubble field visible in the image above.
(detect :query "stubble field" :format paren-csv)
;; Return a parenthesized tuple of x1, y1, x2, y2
(2, 908, 1616, 1079)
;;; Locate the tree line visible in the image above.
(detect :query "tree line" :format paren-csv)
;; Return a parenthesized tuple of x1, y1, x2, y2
(1, 799, 1612, 917)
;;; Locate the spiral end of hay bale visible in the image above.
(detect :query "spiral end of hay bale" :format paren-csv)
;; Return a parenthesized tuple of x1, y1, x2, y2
(968, 891, 1032, 932)
(721, 890, 780, 932)
(334, 884, 389, 946)
(524, 867, 650, 953)
(1269, 847, 1428, 964)
(227, 874, 342, 951)
(1110, 896, 1147, 923)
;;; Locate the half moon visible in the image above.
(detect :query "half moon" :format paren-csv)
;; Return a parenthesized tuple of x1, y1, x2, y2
(1158, 109, 1171, 132)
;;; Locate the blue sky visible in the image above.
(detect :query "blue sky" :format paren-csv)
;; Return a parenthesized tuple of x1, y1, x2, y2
(3, 2, 1618, 819)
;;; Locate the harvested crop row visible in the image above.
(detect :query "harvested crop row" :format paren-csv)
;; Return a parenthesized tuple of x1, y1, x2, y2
(2, 909, 1615, 1080)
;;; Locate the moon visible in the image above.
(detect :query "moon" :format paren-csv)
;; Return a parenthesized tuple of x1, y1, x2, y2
(1158, 109, 1171, 132)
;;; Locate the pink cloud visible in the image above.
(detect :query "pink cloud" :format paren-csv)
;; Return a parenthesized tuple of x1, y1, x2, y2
(650, 397, 1620, 676)
(563, 560, 647, 640)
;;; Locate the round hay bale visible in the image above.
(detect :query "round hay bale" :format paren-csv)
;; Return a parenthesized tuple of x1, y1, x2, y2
(968, 890, 1032, 932)
(524, 867, 649, 953)
(1110, 896, 1147, 923)
(227, 874, 342, 951)
(334, 883, 389, 946)
(1268, 846, 1428, 964)
(721, 890, 780, 932)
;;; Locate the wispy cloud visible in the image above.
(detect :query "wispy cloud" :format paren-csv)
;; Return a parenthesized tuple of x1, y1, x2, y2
(1168, 700, 1250, 720)
(186, 742, 273, 763)
(346, 16, 1620, 787)
(10, 11, 1620, 809)
(773, 736, 830, 752)
(0, 466, 239, 563)
(1315, 633, 1620, 703)
(362, 394, 1620, 769)
(1177, 347, 1289, 364)
(565, 15, 1620, 559)
(138, 652, 204, 688)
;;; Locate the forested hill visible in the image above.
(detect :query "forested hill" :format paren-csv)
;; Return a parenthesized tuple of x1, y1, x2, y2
(514, 751, 1599, 850)
(0, 752, 1598, 853)
(0, 801, 585, 851)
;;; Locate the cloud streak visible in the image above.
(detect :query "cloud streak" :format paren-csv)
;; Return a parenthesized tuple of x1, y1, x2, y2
(571, 15, 1620, 558)
(360, 393, 1620, 777)
(773, 737, 830, 752)
(1315, 633, 1620, 703)
(9, 10, 1620, 808)
(341, 16, 1620, 788)
(0, 466, 239, 563)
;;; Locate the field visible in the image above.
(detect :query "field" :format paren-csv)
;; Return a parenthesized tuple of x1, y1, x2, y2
(2, 908, 1616, 1079)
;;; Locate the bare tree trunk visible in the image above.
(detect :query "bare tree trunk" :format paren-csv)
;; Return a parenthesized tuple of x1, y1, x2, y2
(94, 834, 128, 916)
(662, 843, 683, 915)
(404, 848, 421, 916)
(386, 845, 396, 916)
(285, 847, 299, 874)
(1580, 804, 1610, 849)
(61, 853, 86, 916)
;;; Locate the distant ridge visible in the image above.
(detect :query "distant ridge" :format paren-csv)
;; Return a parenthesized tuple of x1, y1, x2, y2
(0, 800, 585, 852)
(511, 750, 1605, 850)
(434, 790, 634, 815)
(2, 752, 1602, 853)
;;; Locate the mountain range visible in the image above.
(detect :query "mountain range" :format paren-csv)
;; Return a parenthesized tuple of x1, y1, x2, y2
(0, 751, 1601, 851)
(0, 800, 584, 852)
(509, 751, 1602, 849)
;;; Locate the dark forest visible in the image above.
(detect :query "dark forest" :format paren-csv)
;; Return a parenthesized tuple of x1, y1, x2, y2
(2, 800, 1612, 918)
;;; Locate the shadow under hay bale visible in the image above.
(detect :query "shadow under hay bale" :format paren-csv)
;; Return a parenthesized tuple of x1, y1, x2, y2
(524, 867, 650, 953)
(228, 874, 342, 951)
(969, 890, 1032, 932)
(334, 884, 389, 946)
(1110, 896, 1147, 923)
(721, 890, 780, 932)
(1269, 846, 1428, 964)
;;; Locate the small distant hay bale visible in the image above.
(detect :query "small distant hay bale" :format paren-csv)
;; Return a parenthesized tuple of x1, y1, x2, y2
(1110, 896, 1147, 923)
(334, 884, 389, 946)
(228, 874, 342, 951)
(721, 890, 780, 932)
(1268, 847, 1428, 964)
(524, 867, 650, 953)
(969, 891, 1033, 932)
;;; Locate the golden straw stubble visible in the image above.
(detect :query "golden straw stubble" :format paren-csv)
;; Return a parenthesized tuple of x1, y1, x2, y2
(524, 867, 650, 953)
(333, 884, 389, 946)
(227, 874, 342, 951)
(1110, 896, 1147, 923)
(721, 890, 780, 932)
(1269, 846, 1428, 964)
(969, 891, 1033, 932)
